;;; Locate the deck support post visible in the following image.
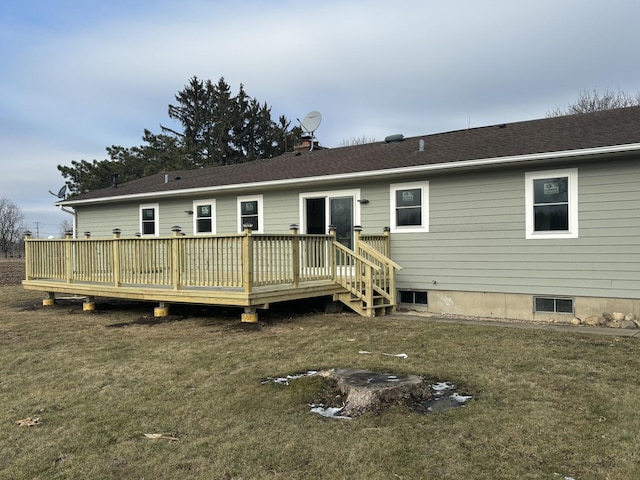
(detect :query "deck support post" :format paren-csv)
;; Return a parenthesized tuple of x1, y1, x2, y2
(241, 306, 258, 323)
(83, 296, 96, 312)
(154, 302, 170, 317)
(171, 226, 182, 291)
(289, 224, 299, 287)
(65, 231, 73, 284)
(242, 225, 254, 294)
(24, 231, 33, 281)
(43, 292, 56, 307)
(353, 225, 362, 254)
(112, 229, 122, 287)
(383, 226, 391, 257)
(328, 225, 337, 282)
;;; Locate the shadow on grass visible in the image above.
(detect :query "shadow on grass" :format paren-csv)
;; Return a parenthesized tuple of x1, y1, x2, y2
(98, 296, 333, 329)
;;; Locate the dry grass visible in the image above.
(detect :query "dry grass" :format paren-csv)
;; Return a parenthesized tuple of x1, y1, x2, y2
(1, 285, 640, 479)
(0, 259, 25, 286)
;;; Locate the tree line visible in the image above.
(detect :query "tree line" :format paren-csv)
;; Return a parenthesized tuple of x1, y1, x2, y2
(58, 76, 303, 195)
(0, 198, 25, 258)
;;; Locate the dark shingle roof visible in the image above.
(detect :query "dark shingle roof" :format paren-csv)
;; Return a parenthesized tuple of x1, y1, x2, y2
(64, 106, 640, 203)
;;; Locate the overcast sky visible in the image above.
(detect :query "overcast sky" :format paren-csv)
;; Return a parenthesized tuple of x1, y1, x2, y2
(2, 0, 639, 238)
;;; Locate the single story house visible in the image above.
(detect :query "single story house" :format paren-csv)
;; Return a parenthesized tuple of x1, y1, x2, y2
(29, 106, 640, 322)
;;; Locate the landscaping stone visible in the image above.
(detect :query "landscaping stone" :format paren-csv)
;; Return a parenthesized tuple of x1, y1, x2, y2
(583, 316, 603, 326)
(612, 312, 626, 322)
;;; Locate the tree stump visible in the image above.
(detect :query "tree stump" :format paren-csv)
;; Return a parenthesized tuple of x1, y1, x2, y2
(321, 368, 433, 417)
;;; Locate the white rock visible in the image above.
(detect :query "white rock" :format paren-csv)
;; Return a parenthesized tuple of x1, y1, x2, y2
(612, 312, 626, 322)
(583, 316, 603, 326)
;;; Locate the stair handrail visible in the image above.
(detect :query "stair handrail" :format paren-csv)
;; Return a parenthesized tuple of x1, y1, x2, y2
(357, 241, 402, 271)
(357, 240, 402, 306)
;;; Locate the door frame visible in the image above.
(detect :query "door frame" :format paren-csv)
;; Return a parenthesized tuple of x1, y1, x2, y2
(299, 188, 362, 241)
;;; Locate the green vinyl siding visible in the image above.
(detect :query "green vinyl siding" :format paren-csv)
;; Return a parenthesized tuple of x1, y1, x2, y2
(76, 203, 140, 237)
(72, 156, 640, 301)
(391, 159, 640, 300)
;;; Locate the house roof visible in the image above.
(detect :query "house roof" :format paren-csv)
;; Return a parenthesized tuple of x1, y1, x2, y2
(61, 106, 640, 205)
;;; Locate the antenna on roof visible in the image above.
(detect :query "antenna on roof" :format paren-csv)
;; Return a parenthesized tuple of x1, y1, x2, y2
(297, 111, 322, 151)
(48, 185, 67, 199)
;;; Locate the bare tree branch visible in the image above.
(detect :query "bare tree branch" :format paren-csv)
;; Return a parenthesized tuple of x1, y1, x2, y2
(547, 88, 640, 117)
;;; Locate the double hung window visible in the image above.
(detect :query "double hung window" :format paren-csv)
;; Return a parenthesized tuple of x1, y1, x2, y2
(390, 182, 429, 233)
(525, 169, 578, 239)
(238, 195, 263, 233)
(140, 204, 159, 236)
(193, 201, 216, 234)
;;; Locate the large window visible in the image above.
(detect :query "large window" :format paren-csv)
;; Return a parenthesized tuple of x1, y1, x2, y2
(390, 182, 429, 233)
(193, 200, 216, 235)
(237, 195, 263, 233)
(139, 204, 159, 236)
(525, 169, 578, 239)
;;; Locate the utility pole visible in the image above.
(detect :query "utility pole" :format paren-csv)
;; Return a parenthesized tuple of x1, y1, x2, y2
(34, 221, 40, 239)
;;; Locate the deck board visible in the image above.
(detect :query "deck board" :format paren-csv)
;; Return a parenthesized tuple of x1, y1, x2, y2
(23, 278, 345, 307)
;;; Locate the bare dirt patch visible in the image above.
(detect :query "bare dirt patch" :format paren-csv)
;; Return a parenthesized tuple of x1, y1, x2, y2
(0, 260, 25, 286)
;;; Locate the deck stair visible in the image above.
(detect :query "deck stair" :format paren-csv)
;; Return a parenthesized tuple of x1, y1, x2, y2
(332, 229, 402, 317)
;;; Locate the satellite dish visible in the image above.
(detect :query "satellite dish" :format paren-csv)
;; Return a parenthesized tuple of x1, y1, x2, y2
(49, 185, 67, 199)
(297, 111, 322, 151)
(300, 111, 322, 133)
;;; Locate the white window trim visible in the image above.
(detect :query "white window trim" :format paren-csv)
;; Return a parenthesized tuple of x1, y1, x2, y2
(193, 199, 216, 235)
(298, 188, 361, 234)
(525, 168, 578, 239)
(139, 203, 159, 237)
(389, 182, 429, 233)
(237, 194, 264, 233)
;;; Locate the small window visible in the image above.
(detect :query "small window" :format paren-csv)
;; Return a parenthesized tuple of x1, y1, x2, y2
(193, 200, 216, 235)
(390, 182, 429, 233)
(140, 204, 159, 236)
(398, 290, 428, 305)
(525, 169, 578, 239)
(534, 297, 574, 314)
(238, 195, 263, 233)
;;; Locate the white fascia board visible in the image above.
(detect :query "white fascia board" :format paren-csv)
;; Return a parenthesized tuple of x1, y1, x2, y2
(59, 142, 640, 207)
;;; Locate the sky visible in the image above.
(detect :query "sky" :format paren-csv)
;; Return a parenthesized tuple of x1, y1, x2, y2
(1, 0, 639, 238)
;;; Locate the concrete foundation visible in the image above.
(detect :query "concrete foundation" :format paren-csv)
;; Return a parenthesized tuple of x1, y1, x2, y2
(154, 303, 170, 317)
(418, 290, 640, 323)
(42, 293, 56, 306)
(241, 307, 259, 323)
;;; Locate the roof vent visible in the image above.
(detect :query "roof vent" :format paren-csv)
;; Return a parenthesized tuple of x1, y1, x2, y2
(384, 134, 404, 143)
(419, 139, 425, 151)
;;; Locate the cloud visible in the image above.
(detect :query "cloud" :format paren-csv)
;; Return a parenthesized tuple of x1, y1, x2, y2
(2, 0, 640, 235)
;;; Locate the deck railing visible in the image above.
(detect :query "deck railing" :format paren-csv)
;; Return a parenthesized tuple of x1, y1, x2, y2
(24, 226, 399, 316)
(24, 228, 338, 293)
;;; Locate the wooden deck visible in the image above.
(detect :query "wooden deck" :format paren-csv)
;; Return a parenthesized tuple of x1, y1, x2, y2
(23, 227, 401, 320)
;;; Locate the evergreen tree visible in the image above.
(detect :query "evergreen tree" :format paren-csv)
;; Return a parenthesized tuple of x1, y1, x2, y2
(58, 76, 301, 195)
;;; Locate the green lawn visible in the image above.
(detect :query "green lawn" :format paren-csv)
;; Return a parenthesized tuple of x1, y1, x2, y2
(1, 285, 639, 479)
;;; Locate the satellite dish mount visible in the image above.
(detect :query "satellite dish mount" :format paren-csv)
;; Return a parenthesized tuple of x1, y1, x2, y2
(297, 111, 322, 151)
(49, 185, 67, 200)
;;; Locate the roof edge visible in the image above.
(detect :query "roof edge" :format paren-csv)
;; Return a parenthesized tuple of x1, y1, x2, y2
(58, 142, 640, 207)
